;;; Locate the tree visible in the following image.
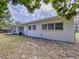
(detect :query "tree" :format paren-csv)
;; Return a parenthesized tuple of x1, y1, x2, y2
(0, 0, 7, 17)
(0, 10, 13, 29)
(0, 0, 79, 20)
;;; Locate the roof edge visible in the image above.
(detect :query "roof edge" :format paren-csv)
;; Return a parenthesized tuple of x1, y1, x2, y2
(14, 16, 63, 26)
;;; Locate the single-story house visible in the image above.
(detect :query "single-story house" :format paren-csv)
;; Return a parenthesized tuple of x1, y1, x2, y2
(13, 16, 75, 43)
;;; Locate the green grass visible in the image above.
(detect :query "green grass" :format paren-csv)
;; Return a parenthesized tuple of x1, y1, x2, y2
(0, 34, 28, 50)
(0, 33, 78, 53)
(0, 33, 78, 50)
(75, 32, 79, 40)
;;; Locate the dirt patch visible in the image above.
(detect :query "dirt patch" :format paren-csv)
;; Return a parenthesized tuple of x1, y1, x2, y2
(6, 38, 79, 59)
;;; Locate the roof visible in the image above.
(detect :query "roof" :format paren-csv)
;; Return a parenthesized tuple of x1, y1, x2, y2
(14, 16, 63, 26)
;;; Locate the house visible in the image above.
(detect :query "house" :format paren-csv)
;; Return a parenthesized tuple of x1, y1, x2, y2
(13, 16, 75, 43)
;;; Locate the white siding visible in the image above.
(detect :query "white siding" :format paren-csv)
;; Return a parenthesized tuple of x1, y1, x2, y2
(15, 18, 74, 43)
(15, 26, 19, 34)
(24, 25, 28, 35)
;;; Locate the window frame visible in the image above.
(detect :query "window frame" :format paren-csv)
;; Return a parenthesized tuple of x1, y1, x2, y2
(55, 22, 63, 30)
(48, 23, 54, 30)
(42, 24, 47, 30)
(33, 25, 36, 30)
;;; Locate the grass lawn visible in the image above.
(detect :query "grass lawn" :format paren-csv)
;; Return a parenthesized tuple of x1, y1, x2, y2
(75, 32, 79, 40)
(75, 33, 79, 41)
(0, 33, 78, 51)
(0, 34, 28, 59)
(0, 34, 27, 50)
(0, 33, 79, 59)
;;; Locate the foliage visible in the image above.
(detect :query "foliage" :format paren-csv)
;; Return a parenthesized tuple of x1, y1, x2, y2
(51, 0, 78, 20)
(0, 10, 13, 29)
(0, 0, 7, 17)
(1, 0, 79, 20)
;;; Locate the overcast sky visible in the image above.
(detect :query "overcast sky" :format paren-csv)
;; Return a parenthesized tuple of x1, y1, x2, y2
(8, 2, 57, 23)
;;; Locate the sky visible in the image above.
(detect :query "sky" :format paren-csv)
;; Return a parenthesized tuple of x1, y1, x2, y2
(8, 2, 57, 23)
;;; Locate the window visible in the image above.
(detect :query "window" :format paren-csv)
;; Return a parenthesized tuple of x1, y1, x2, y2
(42, 24, 47, 30)
(28, 25, 31, 30)
(33, 25, 36, 30)
(55, 22, 63, 30)
(48, 24, 54, 30)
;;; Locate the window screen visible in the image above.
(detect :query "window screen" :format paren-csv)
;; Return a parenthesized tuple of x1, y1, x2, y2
(55, 22, 63, 30)
(33, 25, 36, 30)
(42, 24, 47, 30)
(48, 24, 54, 30)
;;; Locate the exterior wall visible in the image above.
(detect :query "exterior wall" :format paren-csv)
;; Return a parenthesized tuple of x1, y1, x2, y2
(15, 18, 74, 43)
(24, 25, 28, 35)
(15, 25, 25, 34)
(14, 26, 19, 34)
